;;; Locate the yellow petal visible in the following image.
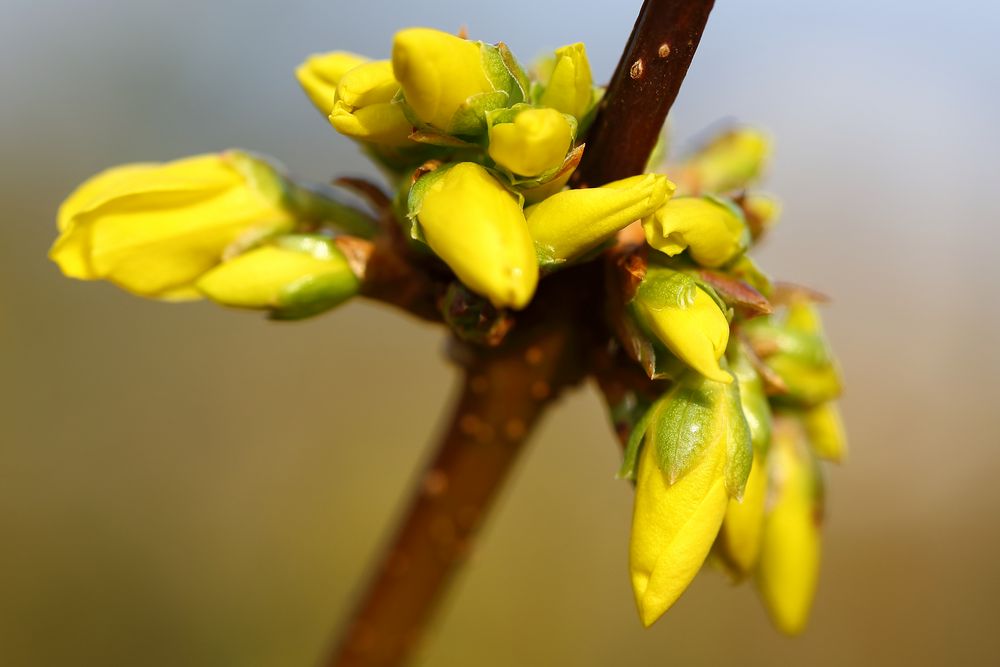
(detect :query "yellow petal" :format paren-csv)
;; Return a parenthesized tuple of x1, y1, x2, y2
(295, 51, 369, 114)
(643, 196, 748, 268)
(685, 127, 770, 194)
(50, 153, 294, 299)
(391, 27, 492, 130)
(719, 449, 769, 575)
(416, 163, 537, 309)
(801, 402, 847, 462)
(630, 433, 728, 627)
(526, 174, 672, 263)
(196, 243, 356, 309)
(756, 421, 822, 634)
(539, 43, 593, 120)
(488, 108, 572, 177)
(634, 272, 732, 384)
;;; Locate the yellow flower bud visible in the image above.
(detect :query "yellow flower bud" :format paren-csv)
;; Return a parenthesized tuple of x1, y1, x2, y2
(196, 236, 359, 318)
(643, 195, 749, 268)
(756, 419, 822, 635)
(50, 152, 295, 300)
(391, 28, 493, 131)
(328, 60, 413, 146)
(685, 127, 770, 193)
(539, 43, 594, 120)
(412, 163, 538, 309)
(745, 192, 781, 237)
(719, 449, 768, 576)
(629, 374, 751, 627)
(526, 174, 673, 264)
(632, 268, 732, 383)
(801, 402, 847, 462)
(295, 51, 369, 115)
(487, 108, 573, 177)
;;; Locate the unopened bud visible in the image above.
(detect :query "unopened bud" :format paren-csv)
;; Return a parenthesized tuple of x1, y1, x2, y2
(329, 60, 413, 146)
(295, 51, 369, 115)
(409, 162, 537, 309)
(643, 195, 749, 268)
(527, 174, 672, 264)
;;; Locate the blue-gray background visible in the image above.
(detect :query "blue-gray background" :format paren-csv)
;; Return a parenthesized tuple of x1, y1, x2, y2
(2, 1, 998, 665)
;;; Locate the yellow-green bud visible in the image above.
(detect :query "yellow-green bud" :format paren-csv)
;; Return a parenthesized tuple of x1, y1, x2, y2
(632, 267, 732, 384)
(719, 449, 769, 576)
(410, 163, 538, 309)
(487, 108, 573, 177)
(391, 28, 493, 132)
(629, 374, 752, 626)
(295, 51, 369, 115)
(539, 43, 594, 120)
(643, 195, 749, 268)
(685, 127, 770, 193)
(50, 151, 295, 301)
(756, 418, 822, 635)
(196, 235, 359, 318)
(526, 174, 673, 264)
(328, 60, 413, 146)
(745, 192, 782, 238)
(744, 302, 842, 407)
(801, 401, 847, 462)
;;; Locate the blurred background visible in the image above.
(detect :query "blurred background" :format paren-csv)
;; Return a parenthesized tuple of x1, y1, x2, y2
(2, 0, 998, 665)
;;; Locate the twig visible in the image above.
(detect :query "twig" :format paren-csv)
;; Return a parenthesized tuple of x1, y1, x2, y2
(573, 0, 716, 187)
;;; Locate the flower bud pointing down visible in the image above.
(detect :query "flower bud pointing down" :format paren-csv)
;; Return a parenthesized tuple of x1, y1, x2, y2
(629, 374, 752, 626)
(632, 267, 732, 383)
(409, 162, 537, 309)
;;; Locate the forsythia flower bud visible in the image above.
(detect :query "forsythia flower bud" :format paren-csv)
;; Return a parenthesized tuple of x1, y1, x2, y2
(410, 163, 538, 309)
(744, 302, 842, 407)
(196, 235, 359, 318)
(629, 375, 752, 626)
(642, 195, 749, 268)
(538, 43, 594, 120)
(718, 343, 774, 575)
(487, 108, 573, 177)
(632, 267, 732, 383)
(685, 127, 770, 194)
(329, 60, 413, 146)
(392, 28, 495, 133)
(296, 51, 369, 115)
(801, 401, 847, 462)
(526, 174, 672, 264)
(50, 151, 295, 300)
(756, 418, 823, 635)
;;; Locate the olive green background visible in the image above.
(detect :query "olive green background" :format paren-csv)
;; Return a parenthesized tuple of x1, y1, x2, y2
(2, 1, 998, 665)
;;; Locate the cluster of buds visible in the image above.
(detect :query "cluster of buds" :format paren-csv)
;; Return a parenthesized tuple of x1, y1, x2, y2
(49, 25, 844, 636)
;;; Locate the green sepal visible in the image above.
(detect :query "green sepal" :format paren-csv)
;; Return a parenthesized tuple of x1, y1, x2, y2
(494, 42, 531, 103)
(448, 90, 511, 137)
(652, 377, 714, 485)
(614, 393, 657, 481)
(405, 164, 455, 243)
(634, 266, 698, 310)
(648, 372, 752, 498)
(722, 375, 754, 499)
(726, 254, 773, 297)
(268, 235, 361, 321)
(727, 339, 773, 456)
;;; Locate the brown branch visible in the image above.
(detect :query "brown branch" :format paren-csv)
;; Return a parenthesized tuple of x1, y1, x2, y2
(324, 2, 715, 665)
(325, 268, 592, 667)
(573, 0, 716, 187)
